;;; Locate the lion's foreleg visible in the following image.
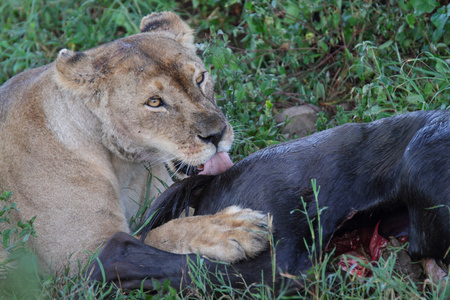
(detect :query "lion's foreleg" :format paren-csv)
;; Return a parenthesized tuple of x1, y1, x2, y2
(142, 206, 271, 263)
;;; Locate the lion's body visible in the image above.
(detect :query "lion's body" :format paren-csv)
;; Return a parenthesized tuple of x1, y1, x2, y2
(0, 12, 268, 273)
(0, 62, 156, 268)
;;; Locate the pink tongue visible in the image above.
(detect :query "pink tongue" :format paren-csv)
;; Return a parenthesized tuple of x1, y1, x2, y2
(198, 151, 234, 175)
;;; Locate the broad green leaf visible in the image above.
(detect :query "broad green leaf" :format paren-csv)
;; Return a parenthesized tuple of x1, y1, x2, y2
(236, 85, 245, 101)
(379, 40, 393, 49)
(406, 14, 416, 28)
(407, 94, 424, 104)
(411, 0, 437, 15)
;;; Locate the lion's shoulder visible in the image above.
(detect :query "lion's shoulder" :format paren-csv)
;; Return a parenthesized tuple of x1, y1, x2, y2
(0, 64, 53, 122)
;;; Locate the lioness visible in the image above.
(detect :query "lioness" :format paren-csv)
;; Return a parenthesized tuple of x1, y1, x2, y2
(0, 12, 268, 273)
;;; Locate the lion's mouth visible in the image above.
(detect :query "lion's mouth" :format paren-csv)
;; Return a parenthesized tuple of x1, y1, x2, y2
(172, 161, 204, 176)
(171, 151, 234, 177)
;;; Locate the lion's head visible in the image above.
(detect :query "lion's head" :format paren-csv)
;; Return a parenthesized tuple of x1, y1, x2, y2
(54, 12, 233, 176)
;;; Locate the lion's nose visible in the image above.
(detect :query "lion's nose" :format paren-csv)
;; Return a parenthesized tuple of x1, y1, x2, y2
(198, 127, 226, 148)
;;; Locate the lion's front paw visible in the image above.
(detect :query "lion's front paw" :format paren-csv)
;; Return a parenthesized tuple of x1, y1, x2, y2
(189, 206, 271, 263)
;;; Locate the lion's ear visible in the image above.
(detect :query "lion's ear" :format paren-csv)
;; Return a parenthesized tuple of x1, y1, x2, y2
(54, 49, 97, 92)
(139, 11, 196, 51)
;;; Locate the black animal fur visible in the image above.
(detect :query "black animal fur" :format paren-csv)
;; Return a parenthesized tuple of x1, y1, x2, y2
(89, 110, 449, 290)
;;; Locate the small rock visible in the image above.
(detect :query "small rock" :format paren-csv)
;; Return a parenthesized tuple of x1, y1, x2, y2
(274, 105, 320, 139)
(422, 258, 448, 284)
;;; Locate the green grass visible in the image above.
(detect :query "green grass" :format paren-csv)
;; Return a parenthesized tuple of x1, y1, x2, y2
(1, 0, 449, 298)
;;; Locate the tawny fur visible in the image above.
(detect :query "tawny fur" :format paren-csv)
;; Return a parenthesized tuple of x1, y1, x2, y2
(145, 206, 269, 263)
(0, 12, 268, 274)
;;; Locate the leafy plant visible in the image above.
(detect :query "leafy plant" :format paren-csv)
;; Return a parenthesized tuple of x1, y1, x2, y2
(0, 191, 37, 268)
(0, 191, 41, 299)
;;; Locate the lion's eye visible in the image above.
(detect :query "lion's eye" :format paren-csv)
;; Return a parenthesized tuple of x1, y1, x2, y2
(196, 73, 205, 85)
(145, 97, 163, 107)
